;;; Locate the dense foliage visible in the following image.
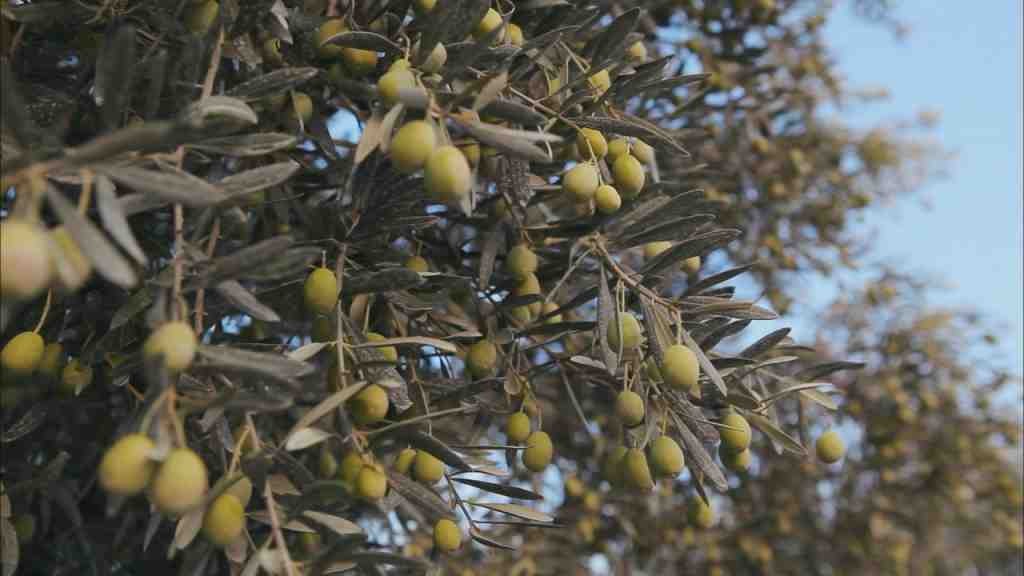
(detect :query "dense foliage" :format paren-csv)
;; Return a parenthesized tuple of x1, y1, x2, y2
(0, 1, 1018, 575)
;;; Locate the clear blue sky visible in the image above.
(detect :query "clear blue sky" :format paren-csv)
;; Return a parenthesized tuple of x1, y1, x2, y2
(810, 1, 1023, 375)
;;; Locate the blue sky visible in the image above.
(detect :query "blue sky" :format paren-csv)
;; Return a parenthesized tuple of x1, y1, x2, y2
(810, 2, 1023, 375)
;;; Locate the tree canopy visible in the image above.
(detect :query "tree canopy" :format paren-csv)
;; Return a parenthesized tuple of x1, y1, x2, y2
(0, 1, 1019, 575)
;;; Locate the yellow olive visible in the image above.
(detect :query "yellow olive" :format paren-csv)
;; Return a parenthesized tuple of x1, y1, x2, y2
(615, 390, 645, 427)
(606, 138, 630, 162)
(342, 46, 378, 76)
(722, 447, 751, 472)
(262, 37, 284, 67)
(583, 491, 601, 513)
(564, 475, 584, 499)
(473, 8, 503, 40)
(627, 41, 647, 62)
(624, 448, 654, 491)
(366, 332, 397, 363)
(816, 429, 845, 464)
(315, 18, 347, 59)
(510, 305, 533, 324)
(632, 139, 655, 165)
(594, 185, 622, 214)
(284, 92, 313, 131)
(202, 494, 245, 547)
(719, 412, 752, 453)
(649, 436, 685, 477)
(521, 430, 553, 472)
(1, 331, 45, 375)
(607, 312, 643, 350)
(0, 220, 52, 300)
(319, 450, 339, 479)
(60, 358, 94, 395)
(378, 68, 417, 107)
(98, 434, 156, 496)
(339, 451, 365, 487)
(356, 463, 388, 501)
(420, 42, 447, 74)
(682, 256, 701, 275)
(413, 0, 436, 14)
(351, 384, 389, 426)
(460, 142, 481, 167)
(506, 243, 538, 280)
(150, 448, 209, 515)
(603, 445, 628, 488)
(225, 475, 253, 508)
(185, 0, 219, 35)
(612, 154, 645, 198)
(661, 344, 699, 392)
(643, 241, 672, 260)
(390, 120, 436, 173)
(303, 267, 339, 315)
(576, 128, 608, 160)
(508, 23, 524, 46)
(144, 322, 198, 373)
(39, 342, 64, 378)
(514, 272, 543, 318)
(542, 301, 562, 324)
(433, 518, 462, 552)
(405, 255, 430, 273)
(506, 412, 531, 444)
(466, 340, 498, 379)
(688, 497, 714, 529)
(589, 69, 611, 96)
(394, 447, 417, 474)
(413, 450, 445, 484)
(562, 163, 600, 203)
(424, 146, 473, 203)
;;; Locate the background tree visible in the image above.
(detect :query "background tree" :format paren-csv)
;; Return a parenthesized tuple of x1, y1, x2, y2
(0, 1, 1018, 576)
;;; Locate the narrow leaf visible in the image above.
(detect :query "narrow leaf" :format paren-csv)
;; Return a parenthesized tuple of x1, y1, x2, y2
(95, 173, 148, 265)
(45, 185, 137, 288)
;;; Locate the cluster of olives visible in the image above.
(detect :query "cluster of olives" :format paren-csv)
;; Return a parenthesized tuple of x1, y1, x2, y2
(562, 129, 656, 216)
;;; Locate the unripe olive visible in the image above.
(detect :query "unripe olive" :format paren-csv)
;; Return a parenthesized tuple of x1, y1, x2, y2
(202, 494, 245, 547)
(412, 0, 436, 13)
(722, 447, 751, 472)
(150, 448, 209, 515)
(612, 154, 645, 198)
(661, 344, 699, 392)
(576, 128, 608, 160)
(505, 412, 531, 443)
(624, 448, 654, 491)
(342, 47, 378, 76)
(562, 163, 600, 203)
(304, 267, 339, 315)
(433, 518, 462, 552)
(312, 315, 334, 343)
(284, 92, 313, 131)
(506, 243, 538, 280)
(394, 447, 417, 474)
(0, 220, 52, 300)
(420, 42, 447, 74)
(627, 41, 647, 62)
(615, 390, 645, 427)
(366, 332, 398, 363)
(315, 19, 346, 59)
(185, 0, 219, 34)
(589, 69, 611, 96)
(522, 430, 553, 472)
(60, 358, 94, 395)
(649, 436, 685, 477)
(643, 241, 671, 260)
(262, 37, 284, 67)
(682, 256, 701, 275)
(466, 340, 498, 379)
(594, 185, 621, 214)
(510, 305, 533, 324)
(319, 450, 338, 479)
(98, 434, 156, 496)
(144, 321, 198, 373)
(603, 445, 628, 488)
(413, 450, 445, 483)
(508, 23, 524, 46)
(12, 515, 35, 543)
(1, 331, 45, 375)
(632, 139, 655, 165)
(460, 142, 481, 167)
(39, 342, 64, 378)
(225, 475, 253, 508)
(424, 146, 472, 203)
(514, 273, 543, 318)
(688, 497, 714, 529)
(582, 491, 602, 513)
(378, 68, 417, 107)
(644, 357, 663, 382)
(606, 138, 630, 162)
(542, 301, 562, 324)
(356, 464, 388, 501)
(351, 384, 389, 426)
(564, 476, 584, 499)
(607, 312, 643, 350)
(340, 451, 364, 487)
(816, 429, 845, 463)
(719, 412, 752, 453)
(473, 8, 503, 40)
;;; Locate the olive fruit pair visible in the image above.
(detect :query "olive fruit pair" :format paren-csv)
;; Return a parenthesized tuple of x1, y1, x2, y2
(98, 435, 209, 516)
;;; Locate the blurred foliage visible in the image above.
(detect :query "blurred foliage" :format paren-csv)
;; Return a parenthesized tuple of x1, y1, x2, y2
(0, 0, 1018, 575)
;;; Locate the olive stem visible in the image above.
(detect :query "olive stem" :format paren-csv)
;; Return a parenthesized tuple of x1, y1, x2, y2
(32, 289, 52, 334)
